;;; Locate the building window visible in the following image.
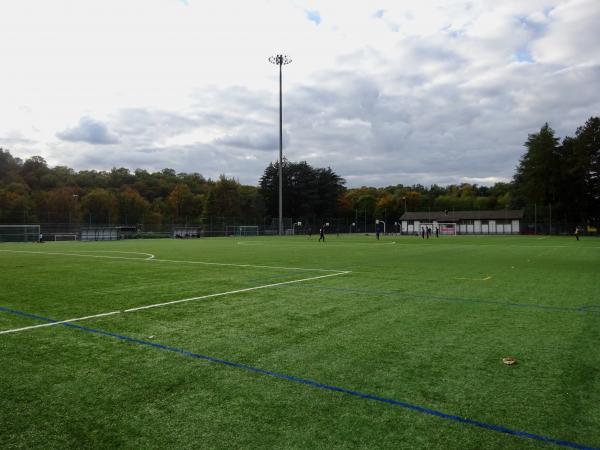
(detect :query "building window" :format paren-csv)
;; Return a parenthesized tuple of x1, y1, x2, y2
(481, 220, 489, 225)
(463, 219, 474, 225)
(407, 220, 414, 225)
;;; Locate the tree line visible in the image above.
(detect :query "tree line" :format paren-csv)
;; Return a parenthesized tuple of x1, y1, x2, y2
(0, 154, 266, 226)
(512, 117, 599, 224)
(0, 116, 598, 228)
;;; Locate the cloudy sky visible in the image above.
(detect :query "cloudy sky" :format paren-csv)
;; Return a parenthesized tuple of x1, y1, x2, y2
(1, 0, 599, 187)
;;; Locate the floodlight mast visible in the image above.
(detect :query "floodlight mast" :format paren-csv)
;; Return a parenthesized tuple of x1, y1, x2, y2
(269, 54, 292, 236)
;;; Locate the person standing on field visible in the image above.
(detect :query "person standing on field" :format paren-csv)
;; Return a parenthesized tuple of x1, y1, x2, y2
(319, 225, 325, 242)
(575, 226, 580, 241)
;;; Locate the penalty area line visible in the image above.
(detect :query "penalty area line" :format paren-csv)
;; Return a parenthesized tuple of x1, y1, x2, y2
(0, 271, 351, 334)
(124, 271, 350, 312)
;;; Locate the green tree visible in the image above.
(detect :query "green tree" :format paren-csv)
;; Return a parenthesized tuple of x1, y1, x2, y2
(259, 160, 345, 221)
(20, 156, 50, 190)
(238, 185, 264, 222)
(0, 185, 33, 223)
(81, 188, 118, 225)
(512, 123, 561, 214)
(566, 117, 600, 222)
(109, 168, 135, 188)
(117, 187, 150, 225)
(36, 188, 81, 223)
(374, 192, 394, 220)
(203, 176, 242, 219)
(167, 184, 196, 223)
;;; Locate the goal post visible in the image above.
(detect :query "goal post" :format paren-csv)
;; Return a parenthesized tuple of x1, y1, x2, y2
(419, 222, 458, 235)
(54, 234, 78, 241)
(236, 226, 259, 237)
(0, 225, 41, 242)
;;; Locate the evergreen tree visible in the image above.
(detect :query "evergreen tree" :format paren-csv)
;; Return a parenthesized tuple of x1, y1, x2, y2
(512, 123, 561, 211)
(259, 160, 345, 221)
(575, 117, 600, 222)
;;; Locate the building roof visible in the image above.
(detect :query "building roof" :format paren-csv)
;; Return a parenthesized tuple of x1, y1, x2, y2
(399, 210, 524, 222)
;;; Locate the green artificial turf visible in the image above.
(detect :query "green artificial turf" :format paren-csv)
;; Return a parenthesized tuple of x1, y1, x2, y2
(0, 235, 599, 449)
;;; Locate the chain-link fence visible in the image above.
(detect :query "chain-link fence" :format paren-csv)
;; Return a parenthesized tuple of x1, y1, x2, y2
(1, 211, 598, 241)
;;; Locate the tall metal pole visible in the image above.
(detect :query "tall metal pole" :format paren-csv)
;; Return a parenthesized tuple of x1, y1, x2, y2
(278, 61, 283, 236)
(269, 54, 292, 236)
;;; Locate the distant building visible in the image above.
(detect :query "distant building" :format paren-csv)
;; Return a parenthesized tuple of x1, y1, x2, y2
(399, 210, 524, 235)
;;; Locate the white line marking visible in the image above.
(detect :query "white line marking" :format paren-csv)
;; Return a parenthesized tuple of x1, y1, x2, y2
(453, 275, 492, 281)
(0, 271, 351, 334)
(0, 249, 342, 272)
(124, 271, 350, 312)
(70, 250, 156, 259)
(154, 258, 343, 272)
(0, 311, 121, 335)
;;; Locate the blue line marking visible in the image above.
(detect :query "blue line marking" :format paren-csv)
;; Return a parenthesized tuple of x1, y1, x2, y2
(0, 305, 59, 323)
(0, 305, 598, 450)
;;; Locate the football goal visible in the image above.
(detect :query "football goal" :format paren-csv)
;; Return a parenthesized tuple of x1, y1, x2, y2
(419, 223, 457, 235)
(54, 234, 78, 241)
(0, 224, 41, 242)
(236, 226, 259, 237)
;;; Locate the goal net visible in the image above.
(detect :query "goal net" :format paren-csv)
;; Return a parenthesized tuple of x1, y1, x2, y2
(236, 226, 259, 237)
(419, 223, 457, 235)
(0, 225, 41, 242)
(54, 234, 78, 241)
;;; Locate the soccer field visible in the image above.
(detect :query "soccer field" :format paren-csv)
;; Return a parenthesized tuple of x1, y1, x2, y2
(1, 235, 599, 449)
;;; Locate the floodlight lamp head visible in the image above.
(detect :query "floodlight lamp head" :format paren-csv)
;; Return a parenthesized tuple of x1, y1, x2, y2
(269, 54, 292, 65)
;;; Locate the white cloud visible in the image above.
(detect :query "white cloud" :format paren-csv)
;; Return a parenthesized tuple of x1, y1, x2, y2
(531, 0, 600, 66)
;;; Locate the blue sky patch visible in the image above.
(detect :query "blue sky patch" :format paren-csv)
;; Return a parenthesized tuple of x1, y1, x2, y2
(306, 10, 321, 25)
(515, 46, 534, 63)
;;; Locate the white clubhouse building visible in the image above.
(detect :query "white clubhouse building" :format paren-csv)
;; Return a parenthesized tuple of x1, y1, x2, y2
(399, 210, 524, 235)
